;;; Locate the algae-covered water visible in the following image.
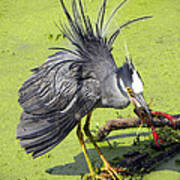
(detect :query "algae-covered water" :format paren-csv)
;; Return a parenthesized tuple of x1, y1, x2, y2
(0, 0, 180, 179)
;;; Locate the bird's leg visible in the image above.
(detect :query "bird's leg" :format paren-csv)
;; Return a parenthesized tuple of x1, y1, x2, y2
(77, 122, 96, 179)
(84, 112, 123, 180)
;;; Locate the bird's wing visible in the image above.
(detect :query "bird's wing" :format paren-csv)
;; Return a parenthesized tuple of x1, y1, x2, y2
(17, 51, 100, 158)
(18, 51, 82, 115)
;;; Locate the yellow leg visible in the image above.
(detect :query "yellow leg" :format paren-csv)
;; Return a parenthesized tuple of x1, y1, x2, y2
(83, 112, 122, 180)
(77, 122, 106, 180)
(77, 122, 95, 178)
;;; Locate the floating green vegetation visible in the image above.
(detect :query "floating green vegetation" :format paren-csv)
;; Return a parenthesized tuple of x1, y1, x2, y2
(0, 0, 180, 180)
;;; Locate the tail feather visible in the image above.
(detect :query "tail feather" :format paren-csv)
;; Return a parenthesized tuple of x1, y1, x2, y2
(33, 119, 76, 158)
(17, 111, 77, 158)
(26, 120, 76, 157)
(20, 114, 75, 149)
(32, 142, 60, 158)
(17, 112, 57, 139)
(19, 130, 55, 148)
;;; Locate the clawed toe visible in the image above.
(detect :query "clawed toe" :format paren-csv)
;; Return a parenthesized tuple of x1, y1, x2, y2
(83, 166, 124, 180)
(100, 165, 126, 180)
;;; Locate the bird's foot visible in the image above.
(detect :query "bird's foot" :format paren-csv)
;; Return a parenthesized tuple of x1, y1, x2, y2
(99, 164, 126, 180)
(82, 173, 106, 180)
(151, 111, 178, 129)
(82, 166, 125, 180)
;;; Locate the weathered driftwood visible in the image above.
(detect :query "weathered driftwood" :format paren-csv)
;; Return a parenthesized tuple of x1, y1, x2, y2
(95, 114, 180, 141)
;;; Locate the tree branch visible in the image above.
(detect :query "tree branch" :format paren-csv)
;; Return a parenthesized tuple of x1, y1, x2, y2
(95, 114, 180, 141)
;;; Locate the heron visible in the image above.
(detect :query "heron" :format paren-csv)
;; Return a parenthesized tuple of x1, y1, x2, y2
(16, 0, 169, 179)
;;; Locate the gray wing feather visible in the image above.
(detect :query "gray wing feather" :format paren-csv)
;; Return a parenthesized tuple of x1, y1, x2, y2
(17, 51, 100, 158)
(18, 52, 82, 114)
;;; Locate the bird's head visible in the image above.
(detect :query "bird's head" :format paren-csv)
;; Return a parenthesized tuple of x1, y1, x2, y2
(117, 57, 151, 117)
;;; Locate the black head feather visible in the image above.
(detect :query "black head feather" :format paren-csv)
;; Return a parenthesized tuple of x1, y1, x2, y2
(58, 0, 152, 57)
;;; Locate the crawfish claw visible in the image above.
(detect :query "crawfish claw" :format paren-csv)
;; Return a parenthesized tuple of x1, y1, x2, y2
(152, 127, 166, 147)
(151, 111, 177, 129)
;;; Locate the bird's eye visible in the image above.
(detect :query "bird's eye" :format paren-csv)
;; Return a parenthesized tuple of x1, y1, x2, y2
(126, 86, 132, 93)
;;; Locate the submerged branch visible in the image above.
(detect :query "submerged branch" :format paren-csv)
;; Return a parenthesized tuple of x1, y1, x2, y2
(113, 143, 180, 176)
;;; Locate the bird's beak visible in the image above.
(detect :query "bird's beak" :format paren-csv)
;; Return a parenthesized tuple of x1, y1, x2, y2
(130, 93, 152, 120)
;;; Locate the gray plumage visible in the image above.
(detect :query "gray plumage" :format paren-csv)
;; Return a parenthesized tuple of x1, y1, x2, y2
(17, 0, 151, 158)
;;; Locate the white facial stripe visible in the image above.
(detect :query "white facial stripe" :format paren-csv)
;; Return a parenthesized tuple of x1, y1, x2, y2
(119, 79, 127, 92)
(132, 70, 143, 94)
